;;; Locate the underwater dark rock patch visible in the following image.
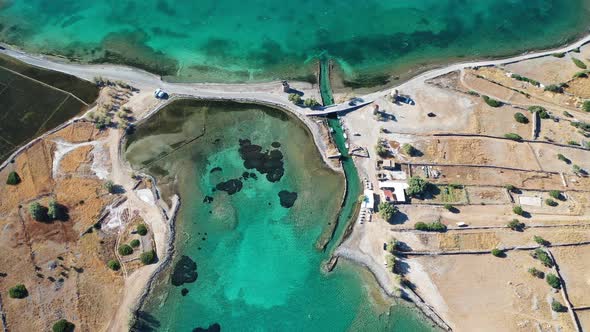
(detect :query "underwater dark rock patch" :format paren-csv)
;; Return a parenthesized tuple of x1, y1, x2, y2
(170, 255, 198, 286)
(210, 167, 222, 173)
(242, 172, 250, 179)
(203, 196, 213, 204)
(238, 139, 284, 183)
(278, 190, 298, 208)
(193, 323, 221, 332)
(250, 172, 257, 179)
(215, 179, 243, 195)
(271, 141, 281, 148)
(181, 288, 189, 296)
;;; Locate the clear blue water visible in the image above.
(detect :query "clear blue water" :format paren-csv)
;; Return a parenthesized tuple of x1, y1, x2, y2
(0, 0, 588, 84)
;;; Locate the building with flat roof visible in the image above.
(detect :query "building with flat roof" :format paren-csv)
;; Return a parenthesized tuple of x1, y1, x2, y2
(378, 181, 409, 203)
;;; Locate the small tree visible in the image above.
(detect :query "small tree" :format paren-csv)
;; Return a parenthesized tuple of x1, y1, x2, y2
(288, 93, 302, 105)
(52, 319, 75, 332)
(545, 199, 558, 207)
(443, 203, 453, 211)
(514, 112, 529, 124)
(533, 235, 549, 246)
(28, 202, 46, 221)
(513, 205, 524, 216)
(375, 145, 389, 158)
(407, 176, 429, 197)
(584, 100, 590, 112)
(527, 267, 544, 279)
(504, 184, 516, 192)
(118, 244, 133, 256)
(572, 58, 587, 69)
(504, 133, 523, 141)
(507, 219, 525, 231)
(140, 250, 156, 265)
(107, 260, 121, 271)
(549, 190, 562, 200)
(378, 202, 398, 222)
(8, 284, 28, 299)
(546, 273, 561, 289)
(136, 224, 148, 236)
(557, 154, 571, 164)
(303, 98, 319, 108)
(551, 299, 567, 312)
(104, 180, 115, 194)
(532, 248, 553, 267)
(482, 95, 502, 107)
(130, 239, 140, 248)
(402, 143, 418, 157)
(491, 248, 504, 257)
(6, 171, 21, 185)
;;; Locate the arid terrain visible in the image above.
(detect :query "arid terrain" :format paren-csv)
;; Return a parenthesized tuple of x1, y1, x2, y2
(337, 43, 590, 331)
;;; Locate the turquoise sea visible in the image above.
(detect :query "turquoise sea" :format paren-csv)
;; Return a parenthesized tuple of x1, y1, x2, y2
(125, 100, 435, 331)
(0, 1, 589, 84)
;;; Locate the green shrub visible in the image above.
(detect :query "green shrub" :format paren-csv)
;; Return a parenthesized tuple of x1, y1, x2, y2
(507, 219, 525, 231)
(546, 273, 561, 289)
(137, 224, 148, 236)
(288, 93, 302, 105)
(118, 244, 133, 256)
(584, 101, 590, 112)
(402, 143, 418, 157)
(528, 267, 544, 279)
(574, 71, 588, 78)
(443, 203, 453, 211)
(8, 284, 28, 299)
(415, 221, 447, 232)
(504, 184, 516, 192)
(567, 140, 580, 146)
(375, 145, 389, 157)
(557, 154, 571, 164)
(407, 176, 429, 197)
(52, 319, 75, 332)
(532, 248, 553, 267)
(545, 199, 558, 207)
(552, 52, 565, 58)
(534, 235, 549, 246)
(482, 95, 502, 107)
(563, 111, 574, 118)
(514, 112, 529, 124)
(130, 239, 140, 248)
(387, 238, 399, 253)
(6, 171, 21, 185)
(504, 133, 523, 141)
(104, 180, 115, 193)
(378, 202, 398, 222)
(572, 58, 587, 69)
(47, 199, 64, 220)
(140, 250, 156, 265)
(28, 202, 46, 221)
(303, 98, 319, 107)
(107, 260, 121, 271)
(491, 248, 504, 257)
(513, 205, 524, 216)
(573, 164, 585, 175)
(467, 90, 480, 96)
(551, 299, 567, 312)
(549, 190, 562, 200)
(544, 84, 564, 93)
(511, 74, 540, 86)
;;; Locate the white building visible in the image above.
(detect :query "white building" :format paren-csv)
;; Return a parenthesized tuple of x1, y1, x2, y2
(378, 181, 409, 203)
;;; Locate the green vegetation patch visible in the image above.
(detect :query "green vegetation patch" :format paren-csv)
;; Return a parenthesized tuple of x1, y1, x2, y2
(378, 202, 398, 222)
(511, 74, 540, 86)
(546, 273, 561, 289)
(572, 57, 587, 69)
(482, 95, 502, 107)
(514, 112, 529, 124)
(415, 221, 447, 232)
(137, 224, 148, 236)
(8, 284, 28, 299)
(107, 260, 121, 271)
(504, 133, 523, 141)
(6, 171, 21, 185)
(532, 248, 553, 267)
(118, 244, 133, 256)
(52, 319, 75, 332)
(140, 250, 157, 265)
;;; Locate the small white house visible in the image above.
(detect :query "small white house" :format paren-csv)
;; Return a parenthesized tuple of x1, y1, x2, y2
(378, 181, 409, 203)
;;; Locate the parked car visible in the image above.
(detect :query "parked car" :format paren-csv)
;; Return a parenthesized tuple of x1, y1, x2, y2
(396, 95, 415, 105)
(154, 88, 169, 99)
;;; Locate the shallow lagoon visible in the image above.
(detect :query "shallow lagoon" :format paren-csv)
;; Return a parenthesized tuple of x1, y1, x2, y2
(125, 100, 435, 331)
